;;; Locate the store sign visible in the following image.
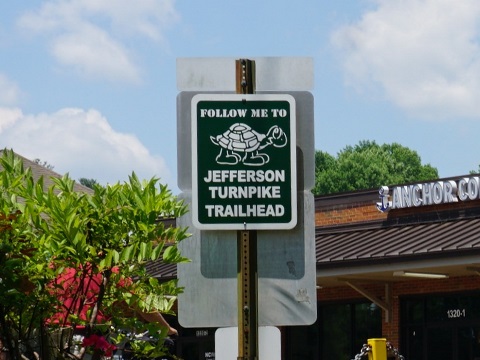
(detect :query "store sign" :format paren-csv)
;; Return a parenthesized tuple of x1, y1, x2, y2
(191, 94, 297, 230)
(377, 176, 480, 212)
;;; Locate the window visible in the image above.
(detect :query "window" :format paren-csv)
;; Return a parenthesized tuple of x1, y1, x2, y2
(401, 292, 480, 360)
(285, 301, 382, 360)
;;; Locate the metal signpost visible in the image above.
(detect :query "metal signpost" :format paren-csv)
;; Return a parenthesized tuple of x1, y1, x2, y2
(176, 57, 317, 360)
(235, 59, 258, 359)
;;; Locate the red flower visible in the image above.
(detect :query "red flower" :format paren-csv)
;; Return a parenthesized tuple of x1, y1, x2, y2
(82, 334, 116, 357)
(82, 334, 100, 347)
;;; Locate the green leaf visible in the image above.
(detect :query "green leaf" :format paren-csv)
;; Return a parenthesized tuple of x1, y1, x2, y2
(0, 151, 189, 353)
(120, 244, 135, 263)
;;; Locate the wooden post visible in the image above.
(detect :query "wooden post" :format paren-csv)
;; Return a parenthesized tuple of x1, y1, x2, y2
(236, 58, 258, 360)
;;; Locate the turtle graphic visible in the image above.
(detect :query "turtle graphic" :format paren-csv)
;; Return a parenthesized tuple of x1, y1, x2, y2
(210, 123, 288, 166)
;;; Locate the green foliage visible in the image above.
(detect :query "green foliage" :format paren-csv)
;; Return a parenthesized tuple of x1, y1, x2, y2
(314, 140, 439, 195)
(111, 321, 171, 360)
(0, 149, 190, 359)
(78, 178, 99, 189)
(470, 165, 480, 175)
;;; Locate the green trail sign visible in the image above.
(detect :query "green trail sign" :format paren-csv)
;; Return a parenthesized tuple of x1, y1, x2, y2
(192, 94, 297, 230)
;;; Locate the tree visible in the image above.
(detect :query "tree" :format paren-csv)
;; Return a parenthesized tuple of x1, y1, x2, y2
(0, 150, 189, 360)
(33, 158, 54, 170)
(78, 177, 99, 189)
(314, 140, 438, 195)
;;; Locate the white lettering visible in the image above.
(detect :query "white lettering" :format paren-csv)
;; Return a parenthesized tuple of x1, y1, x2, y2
(208, 186, 281, 199)
(250, 109, 268, 117)
(422, 183, 434, 205)
(272, 109, 287, 117)
(432, 182, 443, 205)
(443, 180, 458, 203)
(401, 186, 412, 207)
(381, 177, 474, 211)
(200, 108, 247, 118)
(238, 109, 248, 117)
(467, 177, 479, 200)
(205, 205, 215, 217)
(392, 186, 402, 209)
(412, 184, 423, 207)
(458, 178, 469, 201)
(203, 204, 285, 218)
(203, 170, 285, 183)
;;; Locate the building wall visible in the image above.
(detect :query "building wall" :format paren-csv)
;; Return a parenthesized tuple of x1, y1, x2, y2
(315, 191, 480, 350)
(315, 191, 480, 227)
(317, 275, 480, 347)
(315, 199, 385, 226)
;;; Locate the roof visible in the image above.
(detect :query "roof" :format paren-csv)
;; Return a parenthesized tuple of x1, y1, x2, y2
(146, 213, 480, 285)
(317, 217, 480, 265)
(145, 260, 178, 280)
(1, 149, 93, 194)
(315, 215, 480, 287)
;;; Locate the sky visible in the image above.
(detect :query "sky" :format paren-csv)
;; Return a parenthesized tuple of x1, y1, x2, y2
(1, 0, 480, 193)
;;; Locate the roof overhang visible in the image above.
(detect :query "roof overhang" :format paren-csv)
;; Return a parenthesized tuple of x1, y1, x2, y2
(316, 253, 480, 287)
(315, 217, 480, 287)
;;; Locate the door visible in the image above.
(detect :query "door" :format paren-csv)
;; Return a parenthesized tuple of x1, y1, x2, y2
(402, 293, 480, 360)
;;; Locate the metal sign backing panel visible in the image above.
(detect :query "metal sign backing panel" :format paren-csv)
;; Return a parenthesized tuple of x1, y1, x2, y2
(177, 89, 316, 327)
(177, 191, 316, 327)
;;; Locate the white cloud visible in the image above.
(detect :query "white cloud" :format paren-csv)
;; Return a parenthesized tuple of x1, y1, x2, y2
(331, 0, 480, 120)
(0, 106, 172, 187)
(0, 74, 21, 106)
(17, 0, 179, 83)
(51, 26, 141, 83)
(0, 107, 22, 132)
(78, 0, 179, 41)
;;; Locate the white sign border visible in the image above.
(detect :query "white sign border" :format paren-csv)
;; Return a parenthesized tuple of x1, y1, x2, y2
(191, 93, 297, 230)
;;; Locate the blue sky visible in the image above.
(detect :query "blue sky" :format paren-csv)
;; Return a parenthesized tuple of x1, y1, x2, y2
(1, 0, 480, 192)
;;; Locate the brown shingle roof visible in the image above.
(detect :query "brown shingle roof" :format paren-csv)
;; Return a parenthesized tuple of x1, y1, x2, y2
(0, 149, 93, 194)
(316, 217, 480, 267)
(145, 260, 178, 279)
(142, 216, 480, 280)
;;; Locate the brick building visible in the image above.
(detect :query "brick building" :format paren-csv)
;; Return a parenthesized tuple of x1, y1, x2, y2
(166, 174, 480, 360)
(301, 175, 480, 360)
